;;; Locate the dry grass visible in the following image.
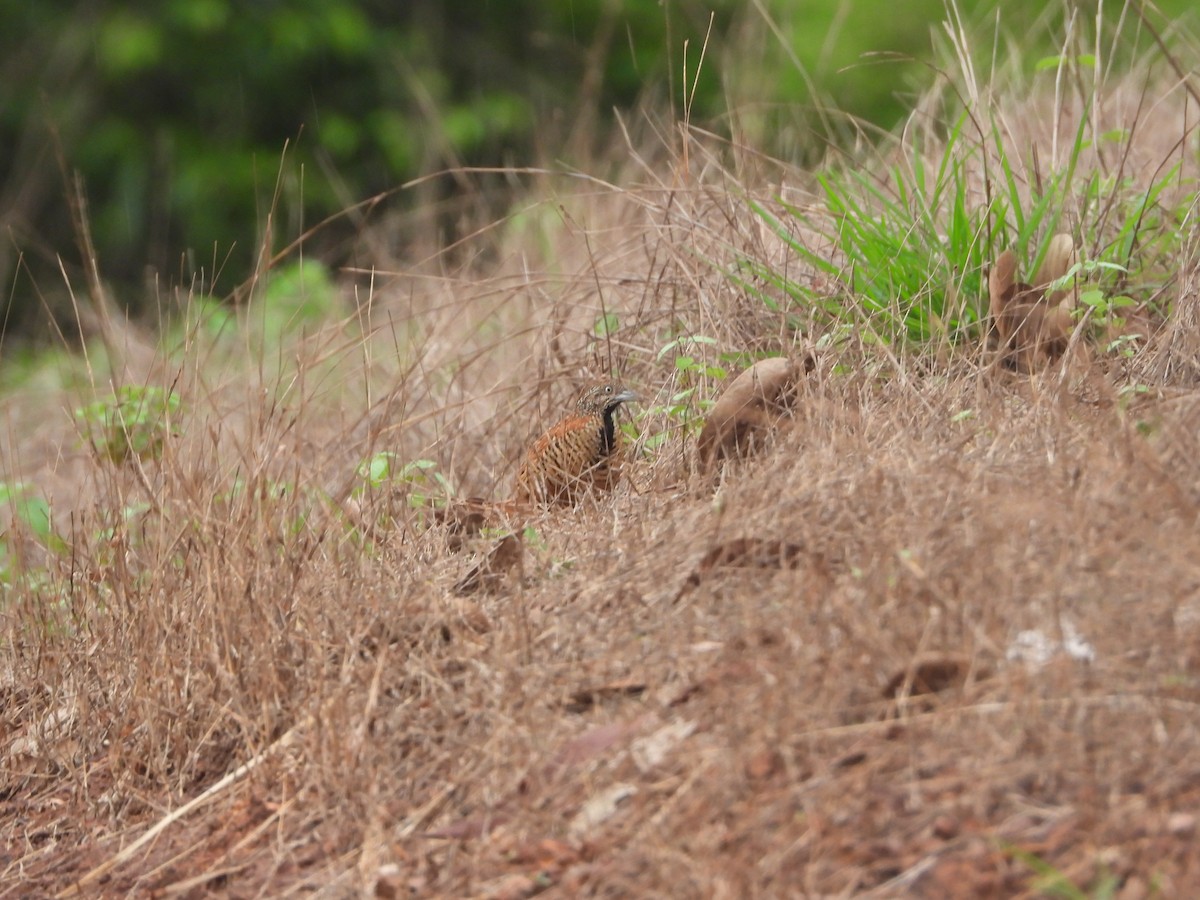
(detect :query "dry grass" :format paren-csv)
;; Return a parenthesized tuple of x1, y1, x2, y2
(5, 23, 1200, 899)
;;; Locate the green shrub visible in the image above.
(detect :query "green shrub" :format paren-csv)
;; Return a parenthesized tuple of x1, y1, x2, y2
(74, 385, 182, 464)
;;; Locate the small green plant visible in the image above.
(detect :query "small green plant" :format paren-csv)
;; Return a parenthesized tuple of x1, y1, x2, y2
(355, 452, 451, 509)
(658, 335, 728, 383)
(520, 524, 545, 551)
(0, 482, 54, 543)
(593, 312, 620, 337)
(345, 452, 454, 545)
(1048, 259, 1132, 312)
(1118, 382, 1153, 407)
(1048, 258, 1146, 357)
(0, 482, 66, 591)
(635, 335, 727, 453)
(75, 385, 181, 463)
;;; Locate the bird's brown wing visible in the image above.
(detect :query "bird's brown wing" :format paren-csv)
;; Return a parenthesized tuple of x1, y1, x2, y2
(516, 412, 620, 506)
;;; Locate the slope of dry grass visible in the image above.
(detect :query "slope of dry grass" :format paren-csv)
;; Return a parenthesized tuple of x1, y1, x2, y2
(4, 22, 1200, 899)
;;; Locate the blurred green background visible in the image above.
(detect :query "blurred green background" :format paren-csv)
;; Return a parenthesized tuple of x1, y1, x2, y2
(1, 0, 1193, 335)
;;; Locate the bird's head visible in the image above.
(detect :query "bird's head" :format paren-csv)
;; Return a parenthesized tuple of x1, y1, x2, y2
(577, 381, 637, 416)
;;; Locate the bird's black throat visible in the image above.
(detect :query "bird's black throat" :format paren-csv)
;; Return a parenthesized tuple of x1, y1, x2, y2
(598, 404, 622, 457)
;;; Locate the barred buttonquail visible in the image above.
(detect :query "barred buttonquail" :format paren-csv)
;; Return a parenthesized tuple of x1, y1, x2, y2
(514, 381, 636, 506)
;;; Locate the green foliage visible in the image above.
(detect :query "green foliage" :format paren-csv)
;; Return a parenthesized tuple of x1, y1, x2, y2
(594, 313, 621, 338)
(742, 110, 993, 346)
(258, 259, 341, 339)
(0, 482, 56, 548)
(1059, 260, 1145, 358)
(737, 50, 1184, 357)
(736, 0, 949, 154)
(159, 260, 337, 355)
(0, 482, 65, 591)
(0, 344, 93, 396)
(659, 335, 727, 381)
(736, 0, 1198, 162)
(3, 0, 1196, 332)
(75, 385, 181, 464)
(1078, 161, 1184, 329)
(172, 295, 238, 348)
(521, 524, 546, 552)
(634, 335, 724, 453)
(355, 452, 450, 509)
(1, 0, 736, 305)
(1035, 53, 1098, 72)
(346, 451, 452, 546)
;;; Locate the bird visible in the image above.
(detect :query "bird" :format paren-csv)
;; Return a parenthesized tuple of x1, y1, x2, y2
(514, 380, 637, 507)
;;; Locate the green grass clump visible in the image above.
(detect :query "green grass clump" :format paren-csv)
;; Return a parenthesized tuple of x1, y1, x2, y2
(74, 384, 181, 464)
(732, 33, 1192, 363)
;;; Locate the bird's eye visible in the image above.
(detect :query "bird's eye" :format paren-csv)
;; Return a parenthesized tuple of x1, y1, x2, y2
(605, 385, 613, 394)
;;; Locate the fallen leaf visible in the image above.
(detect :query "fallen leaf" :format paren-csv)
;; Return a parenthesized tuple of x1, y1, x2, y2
(423, 813, 509, 841)
(547, 715, 656, 776)
(745, 747, 782, 781)
(630, 719, 696, 772)
(883, 653, 973, 700)
(568, 783, 637, 839)
(480, 873, 543, 900)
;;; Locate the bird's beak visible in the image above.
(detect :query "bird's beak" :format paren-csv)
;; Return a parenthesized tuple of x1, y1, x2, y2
(613, 389, 637, 405)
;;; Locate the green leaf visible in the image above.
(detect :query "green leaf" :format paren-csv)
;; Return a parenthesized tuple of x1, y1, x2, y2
(0, 482, 27, 505)
(15, 497, 53, 541)
(75, 385, 181, 463)
(98, 13, 163, 75)
(1035, 53, 1095, 72)
(594, 313, 620, 337)
(362, 451, 395, 485)
(1084, 260, 1129, 274)
(399, 458, 438, 481)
